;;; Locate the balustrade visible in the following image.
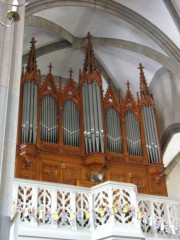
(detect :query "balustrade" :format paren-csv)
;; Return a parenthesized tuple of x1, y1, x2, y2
(12, 179, 180, 239)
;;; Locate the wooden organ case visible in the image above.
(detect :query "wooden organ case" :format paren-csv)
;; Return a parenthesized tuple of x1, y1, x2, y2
(16, 33, 167, 196)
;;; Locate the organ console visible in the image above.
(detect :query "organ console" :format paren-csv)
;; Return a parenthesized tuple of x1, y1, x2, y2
(15, 33, 167, 195)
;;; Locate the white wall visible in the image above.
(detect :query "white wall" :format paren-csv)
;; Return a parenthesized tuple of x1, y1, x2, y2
(166, 160, 180, 198)
(150, 67, 180, 139)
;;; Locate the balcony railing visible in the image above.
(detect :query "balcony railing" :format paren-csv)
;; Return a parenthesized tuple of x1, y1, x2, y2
(12, 178, 180, 240)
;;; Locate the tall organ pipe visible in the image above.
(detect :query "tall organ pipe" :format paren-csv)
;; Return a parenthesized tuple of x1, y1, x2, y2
(92, 81, 100, 152)
(142, 106, 151, 162)
(150, 107, 160, 161)
(142, 106, 154, 163)
(142, 106, 160, 163)
(82, 81, 104, 154)
(148, 106, 159, 161)
(146, 106, 156, 162)
(85, 83, 92, 152)
(21, 80, 37, 144)
(142, 105, 160, 163)
(22, 82, 27, 143)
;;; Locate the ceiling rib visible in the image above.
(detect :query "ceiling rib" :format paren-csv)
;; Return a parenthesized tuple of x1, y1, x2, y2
(25, 0, 180, 65)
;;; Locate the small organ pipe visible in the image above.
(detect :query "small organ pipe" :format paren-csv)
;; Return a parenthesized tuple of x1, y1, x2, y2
(82, 85, 88, 153)
(133, 116, 138, 155)
(112, 108, 116, 152)
(29, 81, 33, 142)
(74, 103, 76, 146)
(54, 102, 57, 143)
(62, 100, 80, 147)
(95, 82, 104, 152)
(22, 82, 27, 143)
(45, 96, 47, 142)
(126, 113, 129, 153)
(143, 106, 153, 163)
(41, 98, 43, 141)
(142, 107, 150, 162)
(146, 106, 156, 162)
(26, 82, 30, 142)
(88, 84, 95, 151)
(71, 101, 74, 146)
(109, 109, 112, 151)
(106, 107, 122, 153)
(84, 84, 91, 152)
(63, 102, 65, 144)
(130, 113, 134, 155)
(52, 98, 54, 143)
(33, 83, 37, 143)
(92, 81, 99, 152)
(150, 106, 160, 162)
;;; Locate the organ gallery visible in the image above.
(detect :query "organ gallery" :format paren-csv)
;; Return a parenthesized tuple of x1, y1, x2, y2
(15, 33, 167, 196)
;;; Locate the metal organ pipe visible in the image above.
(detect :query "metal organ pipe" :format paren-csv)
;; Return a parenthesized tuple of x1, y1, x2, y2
(148, 106, 157, 161)
(143, 105, 160, 163)
(106, 107, 122, 153)
(125, 112, 142, 156)
(22, 82, 27, 143)
(85, 83, 92, 152)
(143, 106, 154, 163)
(125, 113, 130, 154)
(142, 105, 160, 163)
(92, 81, 100, 152)
(40, 94, 58, 143)
(142, 106, 151, 162)
(95, 82, 104, 152)
(146, 106, 156, 162)
(150, 107, 160, 162)
(62, 100, 80, 147)
(21, 80, 37, 144)
(82, 81, 104, 154)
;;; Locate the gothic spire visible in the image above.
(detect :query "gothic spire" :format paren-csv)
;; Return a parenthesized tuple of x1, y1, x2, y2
(26, 37, 38, 73)
(83, 32, 98, 74)
(138, 63, 151, 98)
(48, 63, 53, 75)
(126, 80, 130, 92)
(69, 67, 73, 79)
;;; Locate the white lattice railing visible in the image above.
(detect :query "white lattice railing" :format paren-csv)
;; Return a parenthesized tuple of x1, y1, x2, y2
(137, 194, 180, 238)
(13, 179, 138, 228)
(12, 179, 180, 239)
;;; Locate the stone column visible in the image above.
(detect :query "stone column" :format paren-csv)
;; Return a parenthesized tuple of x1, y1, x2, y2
(0, 1, 25, 239)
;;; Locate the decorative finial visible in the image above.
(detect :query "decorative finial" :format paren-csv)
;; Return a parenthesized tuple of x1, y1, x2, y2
(87, 32, 91, 42)
(48, 63, 53, 74)
(30, 37, 37, 47)
(126, 80, 130, 91)
(138, 63, 144, 72)
(69, 67, 73, 79)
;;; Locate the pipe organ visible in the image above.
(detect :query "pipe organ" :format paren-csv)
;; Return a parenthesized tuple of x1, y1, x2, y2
(16, 34, 167, 196)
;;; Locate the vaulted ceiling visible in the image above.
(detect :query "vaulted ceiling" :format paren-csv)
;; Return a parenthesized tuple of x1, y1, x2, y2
(24, 0, 180, 96)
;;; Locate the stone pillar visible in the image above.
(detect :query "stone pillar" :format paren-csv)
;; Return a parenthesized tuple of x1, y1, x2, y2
(0, 1, 25, 239)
